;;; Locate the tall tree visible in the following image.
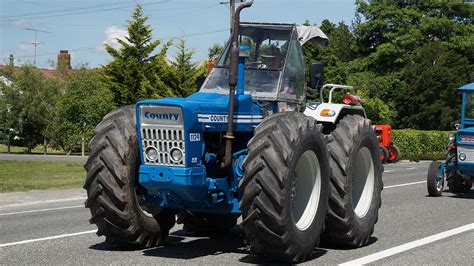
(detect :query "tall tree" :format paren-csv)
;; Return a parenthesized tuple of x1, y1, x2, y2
(171, 39, 206, 97)
(103, 4, 173, 106)
(52, 68, 114, 155)
(2, 66, 45, 153)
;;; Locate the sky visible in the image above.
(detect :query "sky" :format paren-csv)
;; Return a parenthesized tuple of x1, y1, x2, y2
(0, 0, 357, 69)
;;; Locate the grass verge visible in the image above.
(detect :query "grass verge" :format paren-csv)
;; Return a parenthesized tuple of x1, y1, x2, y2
(0, 160, 85, 192)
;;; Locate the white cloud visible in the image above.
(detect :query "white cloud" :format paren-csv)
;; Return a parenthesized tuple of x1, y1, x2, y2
(97, 26, 129, 52)
(11, 19, 31, 29)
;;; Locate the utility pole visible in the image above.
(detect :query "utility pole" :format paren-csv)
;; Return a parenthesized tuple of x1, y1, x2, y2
(25, 28, 51, 66)
(221, 0, 245, 33)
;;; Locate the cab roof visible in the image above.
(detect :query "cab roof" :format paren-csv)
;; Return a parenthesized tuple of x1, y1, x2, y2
(458, 83, 474, 91)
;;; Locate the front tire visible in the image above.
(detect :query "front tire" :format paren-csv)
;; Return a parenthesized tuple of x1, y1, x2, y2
(427, 161, 444, 197)
(239, 112, 330, 262)
(84, 105, 175, 248)
(323, 115, 383, 247)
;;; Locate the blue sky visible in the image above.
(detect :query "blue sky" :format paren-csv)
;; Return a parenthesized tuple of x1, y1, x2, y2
(0, 0, 357, 69)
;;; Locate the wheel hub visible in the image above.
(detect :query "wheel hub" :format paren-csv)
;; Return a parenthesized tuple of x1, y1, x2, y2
(291, 150, 321, 231)
(351, 147, 375, 218)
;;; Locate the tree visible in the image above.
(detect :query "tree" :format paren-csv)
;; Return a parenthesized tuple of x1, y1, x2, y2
(394, 42, 471, 130)
(2, 65, 46, 153)
(171, 39, 206, 97)
(103, 4, 173, 106)
(52, 68, 114, 155)
(208, 43, 224, 61)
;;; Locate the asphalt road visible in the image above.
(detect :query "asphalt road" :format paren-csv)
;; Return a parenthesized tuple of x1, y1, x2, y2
(1, 161, 473, 265)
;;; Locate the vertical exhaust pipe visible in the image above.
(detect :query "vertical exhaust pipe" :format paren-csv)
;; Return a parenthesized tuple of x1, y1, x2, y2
(221, 0, 253, 168)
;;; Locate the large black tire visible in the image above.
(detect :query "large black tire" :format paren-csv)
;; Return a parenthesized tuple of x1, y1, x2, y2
(239, 112, 330, 262)
(84, 105, 176, 248)
(447, 173, 472, 193)
(427, 161, 444, 197)
(323, 115, 383, 247)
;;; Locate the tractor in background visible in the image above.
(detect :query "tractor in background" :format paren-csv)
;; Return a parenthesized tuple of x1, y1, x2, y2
(427, 83, 474, 196)
(375, 125, 401, 164)
(84, 1, 382, 262)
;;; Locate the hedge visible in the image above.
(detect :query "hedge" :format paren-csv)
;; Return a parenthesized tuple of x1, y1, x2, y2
(392, 129, 452, 160)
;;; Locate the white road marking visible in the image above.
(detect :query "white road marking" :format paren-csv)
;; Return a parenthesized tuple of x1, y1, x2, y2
(0, 205, 83, 216)
(0, 197, 86, 208)
(0, 230, 97, 248)
(340, 223, 474, 265)
(406, 167, 418, 170)
(384, 170, 395, 173)
(384, 181, 426, 189)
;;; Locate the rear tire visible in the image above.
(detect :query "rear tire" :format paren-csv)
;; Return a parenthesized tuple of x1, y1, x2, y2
(380, 146, 389, 164)
(447, 173, 473, 193)
(84, 105, 175, 248)
(239, 112, 330, 262)
(323, 115, 383, 247)
(387, 145, 401, 163)
(427, 161, 444, 197)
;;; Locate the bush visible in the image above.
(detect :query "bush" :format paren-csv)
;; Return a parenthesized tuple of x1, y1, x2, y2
(392, 129, 452, 161)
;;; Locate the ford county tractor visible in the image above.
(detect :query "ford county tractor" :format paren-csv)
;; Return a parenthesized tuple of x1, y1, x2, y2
(427, 83, 474, 197)
(84, 2, 382, 262)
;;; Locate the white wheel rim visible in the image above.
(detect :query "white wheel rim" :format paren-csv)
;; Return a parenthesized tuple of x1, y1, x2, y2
(436, 170, 445, 192)
(352, 147, 375, 218)
(291, 150, 321, 231)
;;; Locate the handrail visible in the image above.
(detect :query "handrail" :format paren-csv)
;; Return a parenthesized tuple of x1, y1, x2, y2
(319, 84, 354, 103)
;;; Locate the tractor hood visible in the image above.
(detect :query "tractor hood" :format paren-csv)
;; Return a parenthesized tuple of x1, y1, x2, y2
(136, 92, 263, 132)
(456, 127, 474, 146)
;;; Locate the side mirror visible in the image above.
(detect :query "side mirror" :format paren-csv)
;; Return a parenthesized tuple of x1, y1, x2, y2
(310, 62, 324, 89)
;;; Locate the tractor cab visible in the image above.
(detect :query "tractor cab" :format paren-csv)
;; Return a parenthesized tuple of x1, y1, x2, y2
(200, 22, 327, 105)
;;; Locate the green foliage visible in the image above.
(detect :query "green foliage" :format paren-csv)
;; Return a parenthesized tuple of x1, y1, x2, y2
(303, 1, 472, 130)
(103, 4, 173, 106)
(51, 68, 114, 154)
(1, 65, 48, 152)
(171, 39, 207, 97)
(392, 129, 451, 160)
(394, 42, 470, 130)
(208, 43, 224, 60)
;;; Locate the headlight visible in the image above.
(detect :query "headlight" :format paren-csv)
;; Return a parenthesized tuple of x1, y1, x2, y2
(170, 148, 183, 163)
(448, 134, 455, 141)
(459, 153, 466, 161)
(320, 109, 336, 117)
(145, 147, 159, 162)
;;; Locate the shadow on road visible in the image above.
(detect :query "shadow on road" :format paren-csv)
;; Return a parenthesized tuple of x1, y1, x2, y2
(142, 227, 248, 260)
(89, 227, 378, 264)
(447, 189, 474, 199)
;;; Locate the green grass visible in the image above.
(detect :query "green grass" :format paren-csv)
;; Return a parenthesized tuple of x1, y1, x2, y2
(0, 160, 85, 192)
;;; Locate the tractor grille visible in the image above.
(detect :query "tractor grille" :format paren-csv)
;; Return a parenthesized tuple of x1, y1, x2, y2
(141, 127, 186, 166)
(458, 146, 474, 163)
(139, 105, 185, 166)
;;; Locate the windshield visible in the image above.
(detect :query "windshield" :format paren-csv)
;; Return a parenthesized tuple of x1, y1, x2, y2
(201, 25, 293, 97)
(465, 92, 474, 118)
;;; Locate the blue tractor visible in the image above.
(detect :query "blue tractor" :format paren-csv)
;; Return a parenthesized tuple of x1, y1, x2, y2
(427, 83, 474, 197)
(84, 2, 382, 262)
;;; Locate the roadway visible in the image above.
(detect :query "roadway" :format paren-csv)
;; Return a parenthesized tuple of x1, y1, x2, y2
(0, 161, 473, 265)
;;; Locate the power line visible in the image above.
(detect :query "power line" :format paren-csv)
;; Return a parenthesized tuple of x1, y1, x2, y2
(0, 1, 169, 21)
(3, 28, 229, 61)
